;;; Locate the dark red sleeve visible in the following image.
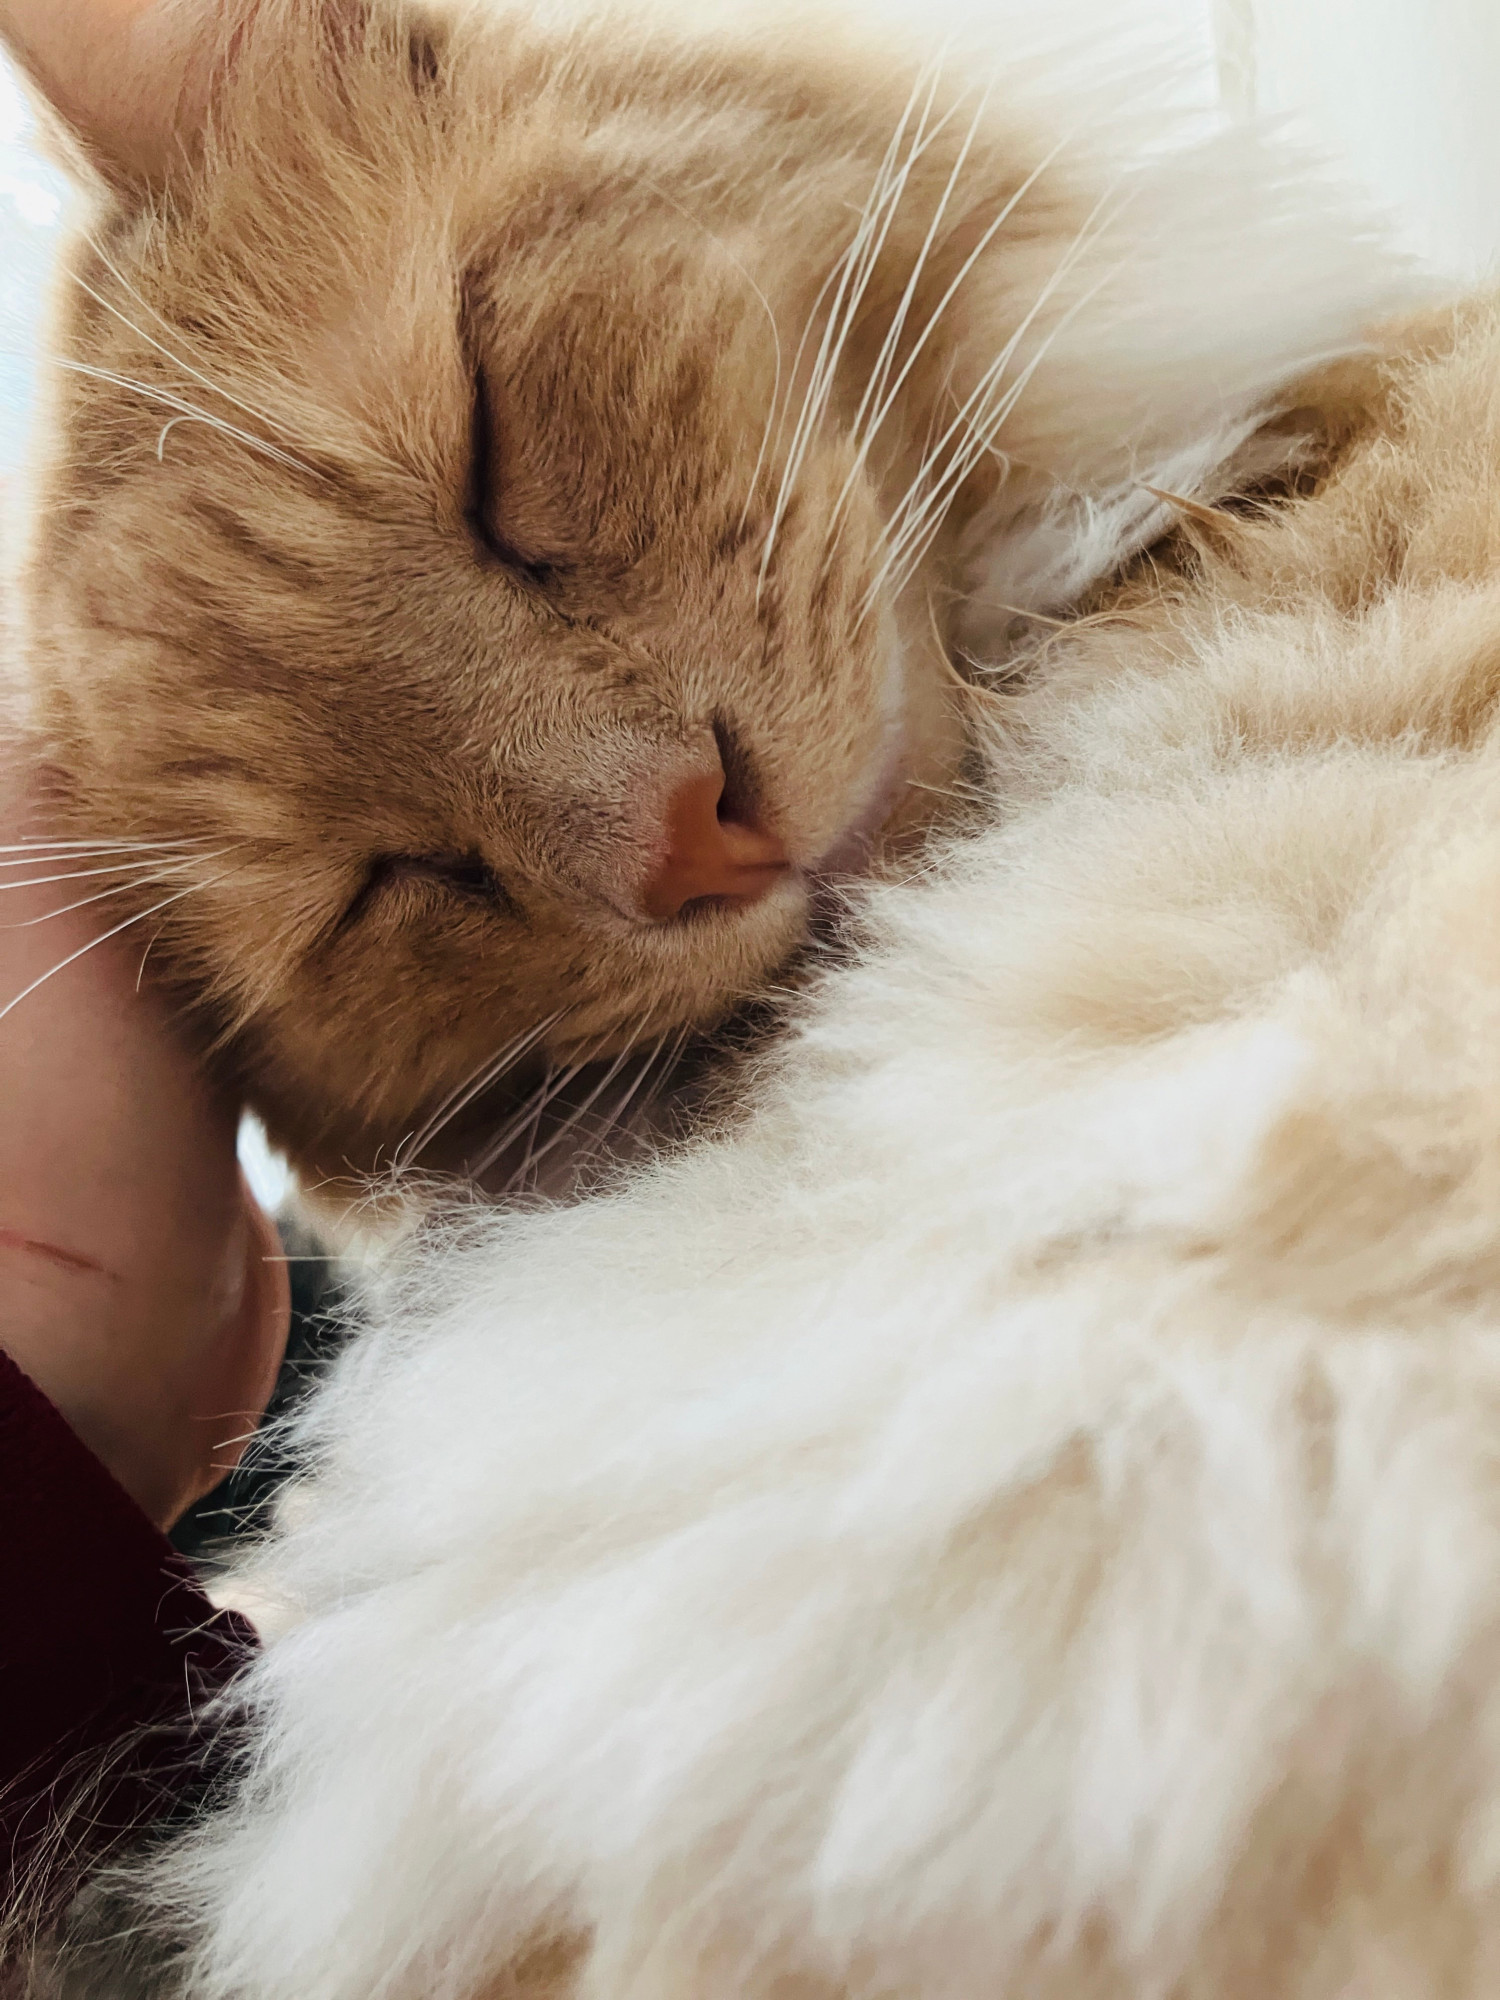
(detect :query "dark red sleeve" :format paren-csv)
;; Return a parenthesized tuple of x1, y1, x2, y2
(0, 1348, 257, 1919)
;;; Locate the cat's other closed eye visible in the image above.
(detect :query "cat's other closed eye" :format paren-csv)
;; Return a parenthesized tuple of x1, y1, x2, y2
(463, 364, 561, 589)
(340, 852, 520, 936)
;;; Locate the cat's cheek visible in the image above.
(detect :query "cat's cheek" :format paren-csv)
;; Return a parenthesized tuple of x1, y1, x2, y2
(872, 598, 972, 853)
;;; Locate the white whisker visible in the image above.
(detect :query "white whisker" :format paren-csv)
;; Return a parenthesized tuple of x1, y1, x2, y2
(0, 856, 206, 891)
(511, 1034, 650, 1183)
(0, 869, 237, 1027)
(2, 851, 233, 928)
(842, 79, 994, 470)
(831, 118, 1084, 545)
(759, 57, 955, 599)
(0, 839, 205, 860)
(598, 1025, 692, 1145)
(73, 250, 307, 456)
(875, 252, 1119, 613)
(395, 1007, 568, 1172)
(861, 180, 1133, 621)
(512, 1056, 599, 1187)
(157, 417, 213, 460)
(53, 359, 318, 477)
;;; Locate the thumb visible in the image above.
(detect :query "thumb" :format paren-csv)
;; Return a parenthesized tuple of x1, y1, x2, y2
(171, 1178, 293, 1530)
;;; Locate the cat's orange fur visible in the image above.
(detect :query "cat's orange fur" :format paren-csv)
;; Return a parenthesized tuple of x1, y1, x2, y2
(16, 4, 1500, 1996)
(2, 0, 1398, 1185)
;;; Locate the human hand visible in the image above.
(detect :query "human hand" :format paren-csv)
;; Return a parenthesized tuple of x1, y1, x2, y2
(0, 756, 291, 1529)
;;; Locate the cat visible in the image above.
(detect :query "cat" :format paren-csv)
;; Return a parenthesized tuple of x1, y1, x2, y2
(0, 0, 1403, 1192)
(72, 287, 1500, 2000)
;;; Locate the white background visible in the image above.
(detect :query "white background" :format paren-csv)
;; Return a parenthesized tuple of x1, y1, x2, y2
(1229, 0, 1500, 274)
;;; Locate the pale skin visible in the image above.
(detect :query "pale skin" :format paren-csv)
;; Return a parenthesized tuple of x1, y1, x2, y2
(0, 757, 291, 1530)
(1, 0, 289, 1531)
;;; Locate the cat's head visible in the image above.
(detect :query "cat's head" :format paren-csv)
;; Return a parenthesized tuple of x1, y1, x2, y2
(9, 0, 977, 1180)
(6, 0, 1403, 1184)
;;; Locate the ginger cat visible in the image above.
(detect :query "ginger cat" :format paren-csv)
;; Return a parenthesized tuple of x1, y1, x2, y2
(3, 0, 1397, 1184)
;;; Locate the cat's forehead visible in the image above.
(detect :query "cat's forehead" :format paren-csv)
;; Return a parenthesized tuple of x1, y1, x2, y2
(92, 78, 767, 482)
(124, 2, 882, 339)
(178, 15, 767, 253)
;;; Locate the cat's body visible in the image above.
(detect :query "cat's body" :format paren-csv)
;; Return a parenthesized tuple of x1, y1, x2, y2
(3, 0, 1401, 1187)
(69, 294, 1500, 1999)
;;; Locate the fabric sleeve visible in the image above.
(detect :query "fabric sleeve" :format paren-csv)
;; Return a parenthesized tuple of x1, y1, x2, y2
(0, 1347, 257, 1922)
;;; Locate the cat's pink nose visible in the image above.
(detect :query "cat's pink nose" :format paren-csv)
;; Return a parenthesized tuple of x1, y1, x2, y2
(639, 766, 791, 922)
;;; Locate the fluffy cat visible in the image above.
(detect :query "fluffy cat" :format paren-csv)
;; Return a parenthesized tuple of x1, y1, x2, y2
(1, 0, 1401, 1187)
(74, 288, 1500, 2000)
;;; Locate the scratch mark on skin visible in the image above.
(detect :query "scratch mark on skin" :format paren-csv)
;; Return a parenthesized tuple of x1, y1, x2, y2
(0, 1225, 115, 1279)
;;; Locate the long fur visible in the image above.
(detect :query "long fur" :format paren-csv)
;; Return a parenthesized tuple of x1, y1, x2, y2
(104, 291, 1500, 2000)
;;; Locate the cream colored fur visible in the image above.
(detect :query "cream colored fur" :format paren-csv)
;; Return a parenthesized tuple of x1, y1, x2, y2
(122, 273, 1500, 1997)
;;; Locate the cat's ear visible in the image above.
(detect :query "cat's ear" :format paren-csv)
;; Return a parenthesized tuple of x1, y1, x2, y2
(0, 0, 243, 191)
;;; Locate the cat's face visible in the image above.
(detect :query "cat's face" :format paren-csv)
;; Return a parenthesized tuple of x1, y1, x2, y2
(14, 0, 977, 1177)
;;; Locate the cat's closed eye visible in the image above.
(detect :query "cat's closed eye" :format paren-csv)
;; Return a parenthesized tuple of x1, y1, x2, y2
(464, 366, 559, 588)
(345, 852, 518, 931)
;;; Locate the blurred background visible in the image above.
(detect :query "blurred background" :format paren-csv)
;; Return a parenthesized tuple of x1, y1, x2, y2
(0, 58, 65, 484)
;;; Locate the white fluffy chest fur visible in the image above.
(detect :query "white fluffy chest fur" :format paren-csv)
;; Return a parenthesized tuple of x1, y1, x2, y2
(161, 387, 1500, 1999)
(117, 21, 1500, 2000)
